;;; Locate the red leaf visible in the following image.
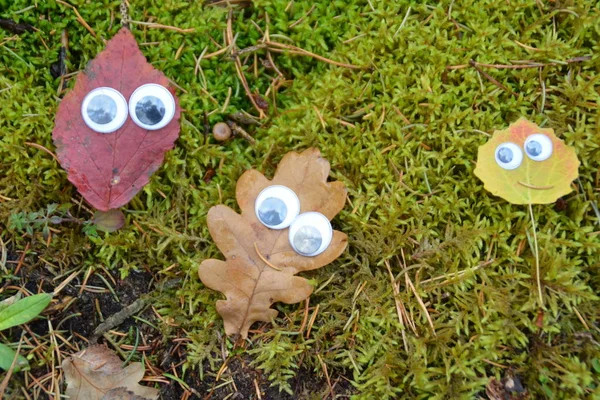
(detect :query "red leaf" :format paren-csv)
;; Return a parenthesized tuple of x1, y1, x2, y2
(52, 28, 180, 211)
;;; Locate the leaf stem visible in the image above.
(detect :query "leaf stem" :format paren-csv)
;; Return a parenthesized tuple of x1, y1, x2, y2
(528, 203, 544, 308)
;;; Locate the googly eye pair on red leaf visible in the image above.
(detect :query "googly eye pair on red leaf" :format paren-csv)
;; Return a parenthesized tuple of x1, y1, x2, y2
(81, 83, 175, 133)
(52, 28, 181, 212)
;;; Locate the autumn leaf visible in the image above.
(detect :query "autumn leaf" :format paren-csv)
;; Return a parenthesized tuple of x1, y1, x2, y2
(62, 345, 159, 400)
(93, 209, 125, 232)
(198, 148, 348, 339)
(52, 28, 180, 211)
(102, 387, 154, 400)
(474, 118, 579, 204)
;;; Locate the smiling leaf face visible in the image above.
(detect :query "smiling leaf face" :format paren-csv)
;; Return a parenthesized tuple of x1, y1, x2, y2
(474, 118, 579, 204)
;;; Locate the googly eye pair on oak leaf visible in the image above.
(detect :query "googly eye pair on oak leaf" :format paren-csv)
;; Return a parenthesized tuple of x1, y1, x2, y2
(198, 148, 348, 339)
(81, 84, 176, 133)
(255, 185, 333, 256)
(474, 118, 579, 205)
(52, 28, 180, 213)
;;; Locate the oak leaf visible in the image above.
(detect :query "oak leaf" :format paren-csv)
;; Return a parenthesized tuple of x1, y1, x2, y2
(62, 345, 159, 400)
(198, 148, 347, 339)
(474, 118, 579, 204)
(52, 28, 180, 211)
(102, 387, 154, 400)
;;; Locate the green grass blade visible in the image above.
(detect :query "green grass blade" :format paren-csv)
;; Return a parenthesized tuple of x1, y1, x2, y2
(0, 293, 52, 331)
(0, 342, 29, 372)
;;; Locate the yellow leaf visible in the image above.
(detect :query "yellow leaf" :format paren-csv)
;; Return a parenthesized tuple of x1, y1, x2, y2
(474, 118, 580, 204)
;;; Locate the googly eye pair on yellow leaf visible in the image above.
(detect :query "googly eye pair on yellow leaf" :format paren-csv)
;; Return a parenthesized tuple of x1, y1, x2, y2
(198, 148, 347, 339)
(474, 118, 580, 204)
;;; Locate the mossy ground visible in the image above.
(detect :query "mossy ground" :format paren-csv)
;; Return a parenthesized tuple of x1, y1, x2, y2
(1, 0, 600, 398)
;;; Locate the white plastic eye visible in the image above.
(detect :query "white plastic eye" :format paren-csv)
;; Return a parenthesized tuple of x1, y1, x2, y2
(524, 133, 553, 161)
(288, 212, 333, 257)
(255, 185, 300, 229)
(81, 87, 128, 133)
(494, 142, 523, 170)
(128, 83, 176, 130)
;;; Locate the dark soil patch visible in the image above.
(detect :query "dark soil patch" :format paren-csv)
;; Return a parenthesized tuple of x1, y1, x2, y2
(14, 263, 154, 340)
(159, 355, 355, 400)
(59, 269, 154, 339)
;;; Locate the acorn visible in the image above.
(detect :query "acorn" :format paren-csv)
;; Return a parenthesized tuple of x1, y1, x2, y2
(212, 122, 232, 142)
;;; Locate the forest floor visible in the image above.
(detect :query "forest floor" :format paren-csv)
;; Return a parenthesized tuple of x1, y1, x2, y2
(1, 0, 599, 399)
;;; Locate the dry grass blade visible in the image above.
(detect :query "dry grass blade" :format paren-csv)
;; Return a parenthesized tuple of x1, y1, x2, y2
(289, 4, 316, 29)
(384, 260, 408, 351)
(55, 0, 97, 38)
(266, 41, 366, 69)
(420, 259, 494, 285)
(405, 273, 436, 336)
(227, 10, 266, 119)
(0, 236, 7, 273)
(305, 304, 320, 339)
(317, 354, 333, 399)
(469, 59, 518, 99)
(126, 20, 194, 33)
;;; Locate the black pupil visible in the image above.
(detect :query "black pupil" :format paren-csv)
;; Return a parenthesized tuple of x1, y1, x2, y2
(135, 95, 165, 126)
(87, 94, 117, 125)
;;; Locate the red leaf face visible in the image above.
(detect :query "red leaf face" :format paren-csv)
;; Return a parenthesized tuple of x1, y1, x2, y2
(52, 28, 180, 211)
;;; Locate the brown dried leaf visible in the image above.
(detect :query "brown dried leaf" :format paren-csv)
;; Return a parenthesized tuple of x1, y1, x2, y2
(198, 148, 347, 339)
(102, 387, 153, 400)
(93, 209, 125, 232)
(62, 345, 158, 400)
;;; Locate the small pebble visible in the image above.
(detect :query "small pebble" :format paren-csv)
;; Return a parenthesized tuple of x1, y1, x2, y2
(213, 122, 232, 141)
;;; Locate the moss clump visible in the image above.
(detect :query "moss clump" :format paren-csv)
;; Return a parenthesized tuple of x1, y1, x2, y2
(1, 0, 599, 398)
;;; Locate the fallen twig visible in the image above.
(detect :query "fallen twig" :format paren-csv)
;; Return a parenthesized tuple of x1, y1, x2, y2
(0, 18, 34, 34)
(90, 298, 147, 342)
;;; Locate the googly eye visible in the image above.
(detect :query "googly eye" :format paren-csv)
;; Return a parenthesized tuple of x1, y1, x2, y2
(128, 83, 176, 130)
(288, 212, 333, 257)
(524, 133, 553, 161)
(494, 142, 523, 170)
(81, 87, 128, 133)
(255, 185, 300, 229)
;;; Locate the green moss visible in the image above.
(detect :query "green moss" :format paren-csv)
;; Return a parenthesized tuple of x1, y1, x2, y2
(1, 0, 599, 398)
